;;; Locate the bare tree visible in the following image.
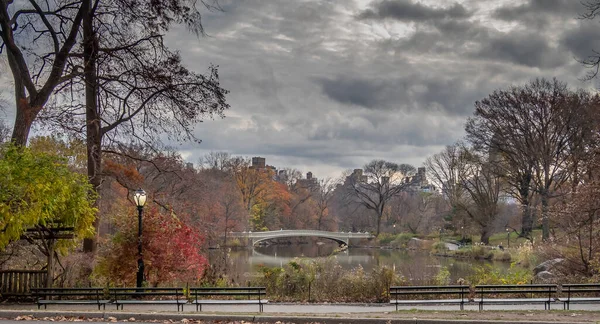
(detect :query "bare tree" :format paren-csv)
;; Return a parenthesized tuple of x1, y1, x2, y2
(425, 143, 502, 244)
(580, 0, 600, 79)
(392, 191, 440, 234)
(0, 0, 85, 145)
(314, 177, 338, 231)
(345, 160, 416, 236)
(425, 143, 470, 231)
(47, 0, 228, 252)
(466, 79, 595, 240)
(458, 148, 503, 244)
(200, 152, 233, 172)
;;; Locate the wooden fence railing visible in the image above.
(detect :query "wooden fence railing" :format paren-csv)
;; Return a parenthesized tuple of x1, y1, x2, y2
(0, 270, 47, 296)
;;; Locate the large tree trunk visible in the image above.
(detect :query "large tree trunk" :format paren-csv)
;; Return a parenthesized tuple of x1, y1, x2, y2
(375, 207, 383, 237)
(7, 50, 37, 146)
(519, 173, 533, 236)
(541, 190, 550, 241)
(480, 226, 491, 245)
(11, 99, 38, 146)
(45, 239, 55, 288)
(82, 0, 102, 253)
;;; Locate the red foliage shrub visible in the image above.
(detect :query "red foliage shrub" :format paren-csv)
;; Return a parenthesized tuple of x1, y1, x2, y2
(96, 206, 207, 286)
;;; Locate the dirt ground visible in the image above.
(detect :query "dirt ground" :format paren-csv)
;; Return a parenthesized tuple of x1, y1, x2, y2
(5, 310, 600, 324)
(337, 310, 600, 322)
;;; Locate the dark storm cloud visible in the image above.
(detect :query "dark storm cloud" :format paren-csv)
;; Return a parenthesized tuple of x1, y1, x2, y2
(318, 77, 392, 108)
(476, 33, 566, 69)
(317, 74, 491, 117)
(561, 22, 600, 62)
(358, 0, 472, 21)
(493, 0, 582, 25)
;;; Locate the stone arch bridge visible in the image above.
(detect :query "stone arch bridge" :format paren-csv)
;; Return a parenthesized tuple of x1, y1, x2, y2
(229, 230, 374, 246)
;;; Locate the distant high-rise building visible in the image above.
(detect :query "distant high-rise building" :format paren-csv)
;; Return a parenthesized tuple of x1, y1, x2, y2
(251, 157, 266, 169)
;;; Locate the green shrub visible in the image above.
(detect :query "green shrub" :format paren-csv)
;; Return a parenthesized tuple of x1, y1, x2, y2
(390, 233, 417, 248)
(431, 241, 448, 254)
(377, 233, 396, 245)
(493, 251, 512, 262)
(434, 266, 451, 285)
(468, 264, 532, 285)
(228, 238, 243, 247)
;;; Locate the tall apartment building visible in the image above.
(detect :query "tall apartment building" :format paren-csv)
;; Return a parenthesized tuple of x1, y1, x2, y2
(251, 157, 266, 169)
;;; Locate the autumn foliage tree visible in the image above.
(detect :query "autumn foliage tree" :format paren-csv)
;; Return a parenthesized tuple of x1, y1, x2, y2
(96, 206, 206, 286)
(0, 142, 96, 286)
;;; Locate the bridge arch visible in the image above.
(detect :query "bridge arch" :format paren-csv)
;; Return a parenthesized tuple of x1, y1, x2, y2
(252, 235, 346, 246)
(230, 230, 373, 247)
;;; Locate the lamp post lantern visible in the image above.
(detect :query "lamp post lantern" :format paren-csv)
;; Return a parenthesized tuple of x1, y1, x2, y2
(133, 189, 147, 288)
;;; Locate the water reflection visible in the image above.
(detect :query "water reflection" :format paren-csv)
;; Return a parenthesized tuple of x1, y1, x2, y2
(214, 242, 510, 285)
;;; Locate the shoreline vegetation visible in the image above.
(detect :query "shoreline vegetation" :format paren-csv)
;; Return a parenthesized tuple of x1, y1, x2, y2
(210, 231, 541, 302)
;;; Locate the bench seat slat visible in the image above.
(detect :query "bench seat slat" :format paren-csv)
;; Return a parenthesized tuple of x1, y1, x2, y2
(38, 300, 110, 304)
(191, 287, 264, 291)
(476, 289, 556, 295)
(32, 292, 102, 296)
(112, 293, 182, 296)
(563, 289, 600, 293)
(391, 299, 464, 304)
(559, 297, 600, 302)
(193, 292, 265, 296)
(191, 300, 268, 304)
(480, 298, 552, 303)
(391, 290, 465, 295)
(115, 300, 184, 304)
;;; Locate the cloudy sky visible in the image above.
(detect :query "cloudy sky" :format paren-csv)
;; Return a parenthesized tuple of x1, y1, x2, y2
(3, 0, 600, 179)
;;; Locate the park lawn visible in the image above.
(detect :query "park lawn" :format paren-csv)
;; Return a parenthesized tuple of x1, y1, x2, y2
(485, 229, 542, 248)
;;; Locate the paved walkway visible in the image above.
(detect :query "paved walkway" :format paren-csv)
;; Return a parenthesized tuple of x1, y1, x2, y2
(1, 302, 598, 313)
(0, 302, 598, 324)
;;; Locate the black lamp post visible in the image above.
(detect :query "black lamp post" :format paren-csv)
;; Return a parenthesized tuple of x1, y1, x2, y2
(506, 228, 510, 248)
(133, 189, 147, 288)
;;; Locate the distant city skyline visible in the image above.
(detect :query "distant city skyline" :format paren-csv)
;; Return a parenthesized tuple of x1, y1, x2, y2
(2, 0, 598, 179)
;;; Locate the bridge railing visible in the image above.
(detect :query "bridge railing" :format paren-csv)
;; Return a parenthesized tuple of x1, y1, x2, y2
(229, 230, 373, 238)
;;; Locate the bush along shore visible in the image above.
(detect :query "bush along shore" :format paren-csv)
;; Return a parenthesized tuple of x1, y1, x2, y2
(242, 256, 534, 303)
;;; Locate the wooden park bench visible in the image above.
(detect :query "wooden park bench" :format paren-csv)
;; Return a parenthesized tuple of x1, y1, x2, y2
(189, 287, 268, 312)
(389, 285, 469, 310)
(475, 284, 557, 311)
(1, 270, 47, 298)
(110, 287, 186, 311)
(30, 287, 109, 310)
(559, 283, 600, 310)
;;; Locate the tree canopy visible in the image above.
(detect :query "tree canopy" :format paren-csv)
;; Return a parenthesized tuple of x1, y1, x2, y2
(0, 143, 97, 249)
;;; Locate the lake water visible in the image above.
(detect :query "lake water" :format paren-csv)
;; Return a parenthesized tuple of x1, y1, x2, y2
(212, 242, 511, 285)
